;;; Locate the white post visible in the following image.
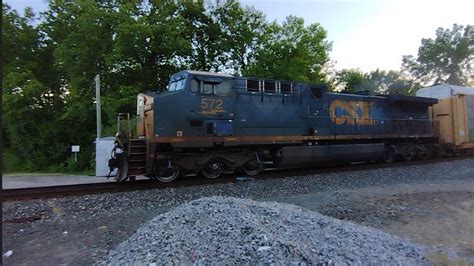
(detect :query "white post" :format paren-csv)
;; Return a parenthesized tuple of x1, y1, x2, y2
(95, 74, 101, 139)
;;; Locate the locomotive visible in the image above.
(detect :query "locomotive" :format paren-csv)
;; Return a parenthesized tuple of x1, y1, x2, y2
(109, 70, 439, 182)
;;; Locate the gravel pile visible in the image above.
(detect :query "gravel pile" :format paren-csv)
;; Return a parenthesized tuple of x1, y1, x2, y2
(102, 196, 428, 265)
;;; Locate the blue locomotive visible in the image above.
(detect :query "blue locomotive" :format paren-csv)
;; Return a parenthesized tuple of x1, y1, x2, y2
(110, 70, 438, 182)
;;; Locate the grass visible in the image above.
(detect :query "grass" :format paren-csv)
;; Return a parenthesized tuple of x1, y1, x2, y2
(425, 252, 469, 265)
(3, 148, 94, 176)
(3, 171, 94, 177)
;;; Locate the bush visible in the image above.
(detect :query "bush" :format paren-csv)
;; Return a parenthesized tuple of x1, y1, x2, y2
(3, 149, 25, 173)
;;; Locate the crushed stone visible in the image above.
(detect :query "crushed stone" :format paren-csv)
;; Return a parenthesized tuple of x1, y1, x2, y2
(102, 196, 430, 264)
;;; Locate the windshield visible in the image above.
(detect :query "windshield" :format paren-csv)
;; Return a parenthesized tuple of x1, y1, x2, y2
(167, 77, 186, 91)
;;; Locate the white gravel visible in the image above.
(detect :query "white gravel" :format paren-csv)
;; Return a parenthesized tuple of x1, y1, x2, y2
(102, 196, 429, 264)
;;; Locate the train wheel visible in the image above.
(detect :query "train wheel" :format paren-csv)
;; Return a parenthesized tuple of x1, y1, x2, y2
(155, 166, 180, 182)
(242, 159, 263, 176)
(401, 146, 415, 161)
(384, 146, 397, 163)
(202, 160, 225, 179)
(416, 146, 431, 160)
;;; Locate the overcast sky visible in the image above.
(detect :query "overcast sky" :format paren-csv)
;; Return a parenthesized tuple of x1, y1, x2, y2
(6, 0, 474, 72)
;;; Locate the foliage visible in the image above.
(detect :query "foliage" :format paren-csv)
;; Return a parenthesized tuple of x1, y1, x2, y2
(2, 4, 68, 171)
(243, 16, 331, 84)
(207, 1, 266, 73)
(2, 1, 467, 173)
(402, 24, 473, 86)
(332, 69, 419, 95)
(332, 69, 370, 93)
(2, 1, 331, 172)
(366, 69, 420, 95)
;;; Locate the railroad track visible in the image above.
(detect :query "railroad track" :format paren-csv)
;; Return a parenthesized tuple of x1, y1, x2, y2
(3, 155, 471, 202)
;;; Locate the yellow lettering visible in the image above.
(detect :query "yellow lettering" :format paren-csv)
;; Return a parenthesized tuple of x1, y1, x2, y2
(215, 99, 223, 109)
(330, 100, 374, 126)
(200, 99, 209, 110)
(199, 98, 226, 115)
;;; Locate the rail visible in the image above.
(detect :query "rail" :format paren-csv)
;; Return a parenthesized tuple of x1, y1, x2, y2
(3, 155, 470, 202)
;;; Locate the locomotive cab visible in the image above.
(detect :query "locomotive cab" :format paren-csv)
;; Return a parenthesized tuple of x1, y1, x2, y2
(151, 71, 235, 144)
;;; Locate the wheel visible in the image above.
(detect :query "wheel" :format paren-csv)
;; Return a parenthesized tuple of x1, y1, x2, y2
(401, 146, 415, 161)
(416, 146, 431, 160)
(202, 160, 225, 179)
(384, 146, 397, 163)
(155, 166, 180, 182)
(241, 159, 263, 176)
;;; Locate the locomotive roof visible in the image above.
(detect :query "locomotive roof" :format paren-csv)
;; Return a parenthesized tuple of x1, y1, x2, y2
(416, 84, 474, 99)
(180, 70, 233, 78)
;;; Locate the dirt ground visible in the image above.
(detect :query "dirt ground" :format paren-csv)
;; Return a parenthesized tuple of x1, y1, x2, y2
(267, 178, 474, 261)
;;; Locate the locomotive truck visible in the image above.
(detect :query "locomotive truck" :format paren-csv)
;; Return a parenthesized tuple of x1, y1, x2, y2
(108, 70, 441, 182)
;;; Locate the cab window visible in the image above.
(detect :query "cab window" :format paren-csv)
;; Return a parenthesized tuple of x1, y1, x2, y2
(191, 79, 199, 92)
(191, 78, 231, 96)
(202, 82, 214, 94)
(215, 80, 231, 96)
(167, 77, 186, 91)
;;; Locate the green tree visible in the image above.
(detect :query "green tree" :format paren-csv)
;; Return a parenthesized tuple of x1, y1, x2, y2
(243, 16, 331, 84)
(2, 4, 66, 170)
(176, 0, 265, 74)
(110, 1, 190, 90)
(332, 69, 420, 95)
(2, 0, 337, 173)
(332, 69, 372, 93)
(40, 0, 121, 170)
(209, 0, 266, 73)
(402, 24, 473, 86)
(366, 69, 419, 95)
(177, 1, 224, 72)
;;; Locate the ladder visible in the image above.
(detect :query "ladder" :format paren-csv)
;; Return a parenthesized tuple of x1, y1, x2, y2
(116, 113, 147, 177)
(128, 139, 147, 176)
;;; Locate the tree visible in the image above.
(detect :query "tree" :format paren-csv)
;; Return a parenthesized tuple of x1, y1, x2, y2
(209, 0, 266, 73)
(402, 24, 473, 86)
(2, 4, 67, 170)
(39, 0, 121, 169)
(332, 69, 373, 93)
(177, 1, 225, 72)
(243, 16, 331, 84)
(2, 1, 336, 172)
(332, 69, 419, 95)
(176, 0, 265, 74)
(366, 69, 419, 95)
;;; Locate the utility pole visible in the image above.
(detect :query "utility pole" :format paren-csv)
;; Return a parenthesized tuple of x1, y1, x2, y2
(95, 74, 101, 139)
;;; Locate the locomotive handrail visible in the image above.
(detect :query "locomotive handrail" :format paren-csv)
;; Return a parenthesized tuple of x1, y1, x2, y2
(311, 116, 434, 137)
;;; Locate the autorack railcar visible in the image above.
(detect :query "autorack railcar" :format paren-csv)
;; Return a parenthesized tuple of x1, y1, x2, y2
(109, 70, 439, 182)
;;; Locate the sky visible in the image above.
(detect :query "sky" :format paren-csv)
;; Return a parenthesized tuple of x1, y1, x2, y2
(6, 0, 474, 72)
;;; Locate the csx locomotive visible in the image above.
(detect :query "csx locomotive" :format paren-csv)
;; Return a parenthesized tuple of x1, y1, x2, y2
(109, 70, 439, 182)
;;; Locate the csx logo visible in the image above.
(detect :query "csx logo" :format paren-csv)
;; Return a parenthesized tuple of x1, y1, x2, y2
(330, 99, 375, 125)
